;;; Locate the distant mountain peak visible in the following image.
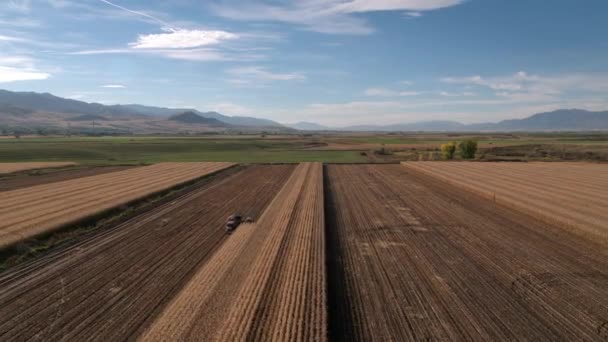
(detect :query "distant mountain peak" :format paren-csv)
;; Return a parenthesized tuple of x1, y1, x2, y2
(169, 111, 227, 126)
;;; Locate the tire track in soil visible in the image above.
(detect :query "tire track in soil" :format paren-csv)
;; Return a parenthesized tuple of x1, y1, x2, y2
(0, 165, 294, 342)
(326, 164, 608, 341)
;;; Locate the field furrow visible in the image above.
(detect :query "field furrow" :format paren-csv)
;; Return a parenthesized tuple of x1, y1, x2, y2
(401, 161, 608, 239)
(326, 164, 608, 341)
(0, 162, 234, 248)
(0, 165, 294, 341)
(141, 162, 327, 342)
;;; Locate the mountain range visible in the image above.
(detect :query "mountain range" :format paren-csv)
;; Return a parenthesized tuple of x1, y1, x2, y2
(1, 89, 607, 133)
(0, 89, 285, 134)
(287, 109, 608, 132)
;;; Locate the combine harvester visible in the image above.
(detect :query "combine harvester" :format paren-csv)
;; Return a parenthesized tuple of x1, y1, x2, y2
(225, 214, 253, 234)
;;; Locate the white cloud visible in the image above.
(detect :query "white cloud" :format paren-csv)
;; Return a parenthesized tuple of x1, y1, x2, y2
(0, 54, 50, 83)
(405, 11, 422, 17)
(365, 87, 421, 97)
(101, 84, 126, 88)
(441, 71, 608, 99)
(0, 66, 50, 83)
(227, 66, 306, 82)
(212, 0, 464, 35)
(439, 91, 475, 97)
(129, 29, 238, 49)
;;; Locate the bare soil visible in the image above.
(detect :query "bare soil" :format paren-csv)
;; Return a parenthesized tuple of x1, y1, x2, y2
(325, 164, 608, 341)
(0, 165, 294, 341)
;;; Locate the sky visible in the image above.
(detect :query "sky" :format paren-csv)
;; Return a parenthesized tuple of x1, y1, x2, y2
(1, 0, 608, 126)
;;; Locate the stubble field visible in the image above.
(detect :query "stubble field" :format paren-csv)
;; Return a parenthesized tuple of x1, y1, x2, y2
(0, 161, 606, 341)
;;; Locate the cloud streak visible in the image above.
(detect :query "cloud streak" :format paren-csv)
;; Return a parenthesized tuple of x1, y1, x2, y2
(0, 66, 49, 82)
(212, 0, 465, 35)
(227, 66, 306, 83)
(97, 0, 177, 31)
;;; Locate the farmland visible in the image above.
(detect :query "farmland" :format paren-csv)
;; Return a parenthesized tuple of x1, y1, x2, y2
(0, 162, 76, 174)
(326, 164, 608, 340)
(402, 162, 608, 240)
(0, 162, 234, 248)
(0, 160, 607, 341)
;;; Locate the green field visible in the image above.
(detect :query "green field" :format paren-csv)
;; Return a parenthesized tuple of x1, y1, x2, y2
(0, 136, 365, 164)
(1, 133, 607, 165)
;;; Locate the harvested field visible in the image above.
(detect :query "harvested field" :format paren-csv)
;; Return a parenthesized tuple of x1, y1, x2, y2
(0, 162, 76, 174)
(326, 164, 608, 341)
(0, 165, 294, 341)
(0, 165, 136, 192)
(402, 161, 608, 240)
(142, 162, 326, 341)
(0, 162, 234, 249)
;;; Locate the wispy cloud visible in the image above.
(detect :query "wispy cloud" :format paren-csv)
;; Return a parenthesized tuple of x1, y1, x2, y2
(227, 66, 306, 83)
(5, 0, 31, 13)
(365, 87, 421, 97)
(441, 71, 608, 98)
(97, 0, 176, 30)
(0, 54, 50, 83)
(211, 0, 465, 35)
(101, 84, 126, 88)
(67, 1, 243, 62)
(129, 29, 237, 49)
(0, 66, 50, 82)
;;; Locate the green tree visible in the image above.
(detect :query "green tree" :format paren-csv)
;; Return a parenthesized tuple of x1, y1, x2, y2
(440, 142, 457, 160)
(459, 140, 478, 159)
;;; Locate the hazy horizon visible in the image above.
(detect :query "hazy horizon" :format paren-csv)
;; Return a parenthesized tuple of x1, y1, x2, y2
(1, 0, 608, 126)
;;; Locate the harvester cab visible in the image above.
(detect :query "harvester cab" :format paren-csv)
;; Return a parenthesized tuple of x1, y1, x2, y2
(225, 214, 242, 234)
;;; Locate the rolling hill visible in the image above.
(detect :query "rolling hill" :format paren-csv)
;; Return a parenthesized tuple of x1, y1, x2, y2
(0, 89, 287, 134)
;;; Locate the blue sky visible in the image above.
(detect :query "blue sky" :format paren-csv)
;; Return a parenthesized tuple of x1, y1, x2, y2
(1, 0, 607, 126)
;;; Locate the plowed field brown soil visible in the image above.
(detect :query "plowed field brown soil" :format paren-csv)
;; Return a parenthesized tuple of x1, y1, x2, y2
(0, 165, 136, 192)
(0, 162, 76, 174)
(401, 161, 608, 240)
(142, 162, 326, 342)
(326, 164, 608, 341)
(0, 165, 294, 341)
(0, 162, 234, 248)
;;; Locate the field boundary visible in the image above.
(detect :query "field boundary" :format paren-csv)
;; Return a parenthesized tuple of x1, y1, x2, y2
(401, 162, 608, 244)
(0, 164, 241, 271)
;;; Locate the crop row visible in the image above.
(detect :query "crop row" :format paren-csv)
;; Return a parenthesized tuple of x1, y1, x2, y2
(401, 161, 608, 240)
(0, 162, 234, 248)
(326, 164, 608, 341)
(0, 165, 293, 341)
(141, 162, 326, 341)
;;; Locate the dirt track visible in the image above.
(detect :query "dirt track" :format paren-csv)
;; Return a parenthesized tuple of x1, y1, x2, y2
(0, 165, 135, 192)
(0, 162, 76, 174)
(0, 165, 294, 341)
(0, 162, 234, 248)
(402, 161, 608, 240)
(326, 164, 608, 341)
